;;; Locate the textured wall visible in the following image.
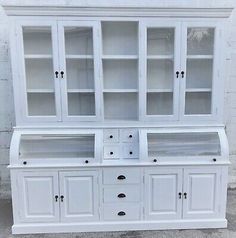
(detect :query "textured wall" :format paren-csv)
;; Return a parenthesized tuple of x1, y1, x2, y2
(0, 0, 236, 194)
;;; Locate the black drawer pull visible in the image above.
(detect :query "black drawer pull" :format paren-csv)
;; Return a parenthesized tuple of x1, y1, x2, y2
(213, 158, 217, 162)
(129, 135, 133, 138)
(23, 161, 27, 165)
(117, 175, 126, 180)
(110, 151, 114, 155)
(117, 193, 126, 198)
(118, 211, 126, 216)
(109, 135, 113, 139)
(129, 151, 133, 155)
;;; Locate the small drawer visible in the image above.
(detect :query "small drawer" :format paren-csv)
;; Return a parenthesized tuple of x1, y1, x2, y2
(103, 168, 141, 184)
(104, 145, 120, 159)
(120, 129, 138, 142)
(103, 185, 140, 203)
(103, 204, 140, 221)
(104, 129, 119, 143)
(122, 144, 139, 158)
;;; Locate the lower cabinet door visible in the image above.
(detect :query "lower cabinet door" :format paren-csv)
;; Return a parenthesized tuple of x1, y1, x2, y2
(59, 171, 99, 222)
(145, 168, 182, 220)
(183, 167, 221, 219)
(18, 171, 60, 223)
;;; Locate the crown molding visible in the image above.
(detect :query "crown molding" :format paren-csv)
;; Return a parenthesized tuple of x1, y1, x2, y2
(1, 5, 234, 18)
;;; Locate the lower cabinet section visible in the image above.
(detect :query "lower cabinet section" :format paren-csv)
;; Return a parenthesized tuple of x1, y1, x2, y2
(12, 165, 228, 233)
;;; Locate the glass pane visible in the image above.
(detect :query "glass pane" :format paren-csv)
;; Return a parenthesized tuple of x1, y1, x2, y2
(147, 132, 221, 157)
(27, 93, 56, 116)
(147, 28, 174, 55)
(147, 93, 173, 115)
(65, 27, 93, 55)
(19, 134, 95, 159)
(147, 59, 173, 90)
(68, 93, 95, 116)
(23, 26, 56, 116)
(185, 92, 211, 114)
(66, 59, 94, 90)
(187, 28, 214, 55)
(186, 59, 213, 89)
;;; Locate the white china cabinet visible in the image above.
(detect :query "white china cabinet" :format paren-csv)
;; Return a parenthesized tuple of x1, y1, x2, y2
(3, 4, 232, 234)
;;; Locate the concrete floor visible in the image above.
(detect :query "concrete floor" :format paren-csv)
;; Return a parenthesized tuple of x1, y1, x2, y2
(0, 189, 236, 238)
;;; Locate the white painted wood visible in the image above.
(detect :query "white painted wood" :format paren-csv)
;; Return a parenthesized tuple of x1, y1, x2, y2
(103, 145, 120, 159)
(18, 171, 59, 223)
(145, 168, 182, 220)
(183, 167, 221, 219)
(59, 170, 99, 222)
(103, 185, 141, 203)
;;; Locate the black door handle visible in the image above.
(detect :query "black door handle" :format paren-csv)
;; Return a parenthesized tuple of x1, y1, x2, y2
(178, 192, 182, 199)
(118, 211, 126, 216)
(55, 195, 59, 202)
(117, 193, 126, 198)
(55, 71, 59, 78)
(117, 175, 126, 180)
(60, 71, 64, 78)
(184, 192, 187, 199)
(181, 71, 184, 78)
(60, 195, 64, 202)
(176, 71, 179, 78)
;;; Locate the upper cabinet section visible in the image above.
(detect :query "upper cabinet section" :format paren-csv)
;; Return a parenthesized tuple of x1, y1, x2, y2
(12, 18, 225, 125)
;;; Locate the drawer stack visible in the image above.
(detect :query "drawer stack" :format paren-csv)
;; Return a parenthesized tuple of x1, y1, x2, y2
(103, 129, 139, 160)
(102, 168, 142, 221)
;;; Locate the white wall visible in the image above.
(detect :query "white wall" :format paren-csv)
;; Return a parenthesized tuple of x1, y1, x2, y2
(0, 0, 236, 190)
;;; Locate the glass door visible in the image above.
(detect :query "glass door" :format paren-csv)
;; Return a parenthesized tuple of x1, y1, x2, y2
(181, 22, 219, 119)
(58, 21, 100, 121)
(18, 21, 61, 121)
(140, 21, 181, 121)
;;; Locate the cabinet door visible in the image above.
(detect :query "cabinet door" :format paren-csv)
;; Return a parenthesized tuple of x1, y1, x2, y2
(180, 22, 221, 120)
(18, 171, 59, 223)
(59, 171, 99, 222)
(140, 21, 181, 121)
(145, 168, 182, 220)
(17, 21, 61, 122)
(183, 167, 221, 219)
(58, 21, 101, 121)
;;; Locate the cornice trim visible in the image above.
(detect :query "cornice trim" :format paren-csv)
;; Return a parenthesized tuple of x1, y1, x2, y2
(2, 5, 234, 18)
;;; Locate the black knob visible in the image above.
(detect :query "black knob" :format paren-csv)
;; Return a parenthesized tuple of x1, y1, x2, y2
(129, 151, 133, 155)
(176, 71, 179, 78)
(109, 135, 113, 139)
(181, 71, 184, 78)
(129, 135, 133, 138)
(117, 193, 126, 198)
(110, 151, 114, 155)
(118, 211, 126, 216)
(213, 158, 217, 162)
(60, 71, 64, 78)
(60, 195, 64, 202)
(153, 159, 157, 163)
(178, 192, 182, 199)
(184, 192, 187, 199)
(55, 71, 59, 78)
(85, 160, 89, 164)
(23, 161, 27, 165)
(55, 195, 59, 202)
(117, 175, 126, 180)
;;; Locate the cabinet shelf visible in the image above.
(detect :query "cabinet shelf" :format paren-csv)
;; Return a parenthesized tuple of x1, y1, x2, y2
(185, 88, 212, 92)
(27, 89, 54, 93)
(67, 89, 95, 93)
(147, 55, 174, 60)
(102, 55, 138, 60)
(66, 55, 93, 59)
(103, 89, 138, 93)
(147, 89, 173, 93)
(187, 55, 213, 59)
(24, 54, 52, 59)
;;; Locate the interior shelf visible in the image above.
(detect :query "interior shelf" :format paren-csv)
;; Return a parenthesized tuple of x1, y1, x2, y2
(104, 92, 138, 120)
(102, 55, 138, 59)
(24, 54, 52, 59)
(185, 88, 212, 92)
(187, 55, 213, 59)
(67, 89, 95, 93)
(102, 21, 138, 55)
(66, 55, 93, 59)
(147, 55, 174, 60)
(103, 89, 138, 93)
(27, 89, 55, 93)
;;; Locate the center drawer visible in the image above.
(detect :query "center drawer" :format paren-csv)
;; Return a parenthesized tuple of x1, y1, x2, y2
(103, 168, 141, 184)
(103, 185, 140, 203)
(103, 203, 140, 221)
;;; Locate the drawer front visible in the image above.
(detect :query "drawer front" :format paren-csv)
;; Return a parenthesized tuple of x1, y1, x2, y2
(120, 129, 138, 143)
(104, 145, 120, 159)
(122, 144, 139, 158)
(103, 204, 140, 221)
(103, 168, 141, 184)
(103, 185, 140, 203)
(104, 129, 119, 143)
